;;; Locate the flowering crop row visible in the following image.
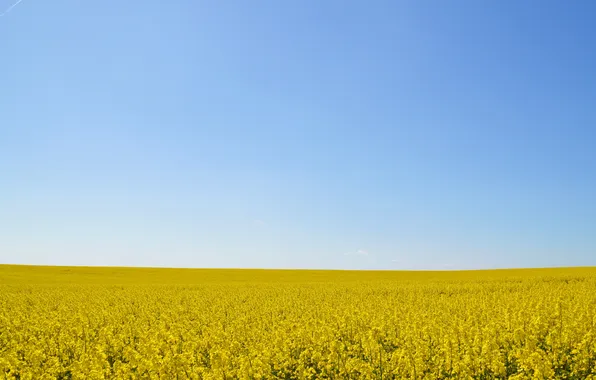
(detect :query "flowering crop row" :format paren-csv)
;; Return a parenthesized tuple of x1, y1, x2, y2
(1, 266, 595, 379)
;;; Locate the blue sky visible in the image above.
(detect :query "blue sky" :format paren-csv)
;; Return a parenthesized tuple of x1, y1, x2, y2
(1, 0, 595, 270)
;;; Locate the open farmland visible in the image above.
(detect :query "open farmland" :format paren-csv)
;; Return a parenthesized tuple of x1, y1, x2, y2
(1, 265, 595, 379)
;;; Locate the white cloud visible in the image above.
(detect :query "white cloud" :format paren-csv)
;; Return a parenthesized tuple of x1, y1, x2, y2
(345, 249, 370, 256)
(252, 219, 267, 227)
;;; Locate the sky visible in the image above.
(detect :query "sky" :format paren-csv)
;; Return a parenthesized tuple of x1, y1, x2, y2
(1, 0, 595, 270)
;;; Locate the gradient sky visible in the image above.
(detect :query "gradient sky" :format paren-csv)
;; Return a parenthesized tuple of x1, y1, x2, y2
(1, 0, 595, 270)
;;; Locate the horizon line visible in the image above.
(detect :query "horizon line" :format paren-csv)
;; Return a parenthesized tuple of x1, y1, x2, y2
(1, 263, 594, 272)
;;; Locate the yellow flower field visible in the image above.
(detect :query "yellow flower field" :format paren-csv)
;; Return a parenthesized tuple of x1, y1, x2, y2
(1, 265, 595, 379)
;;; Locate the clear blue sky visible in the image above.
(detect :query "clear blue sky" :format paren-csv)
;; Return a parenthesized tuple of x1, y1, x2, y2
(1, 0, 595, 270)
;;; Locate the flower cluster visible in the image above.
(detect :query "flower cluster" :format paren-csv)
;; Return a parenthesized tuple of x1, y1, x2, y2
(1, 267, 595, 379)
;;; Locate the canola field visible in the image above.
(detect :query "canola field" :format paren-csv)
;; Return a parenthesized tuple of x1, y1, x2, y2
(1, 265, 595, 379)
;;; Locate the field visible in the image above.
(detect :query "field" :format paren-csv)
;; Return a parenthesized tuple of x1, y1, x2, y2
(1, 265, 595, 379)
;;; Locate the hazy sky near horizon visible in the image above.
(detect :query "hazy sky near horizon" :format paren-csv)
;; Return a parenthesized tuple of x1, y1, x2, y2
(1, 1, 595, 270)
